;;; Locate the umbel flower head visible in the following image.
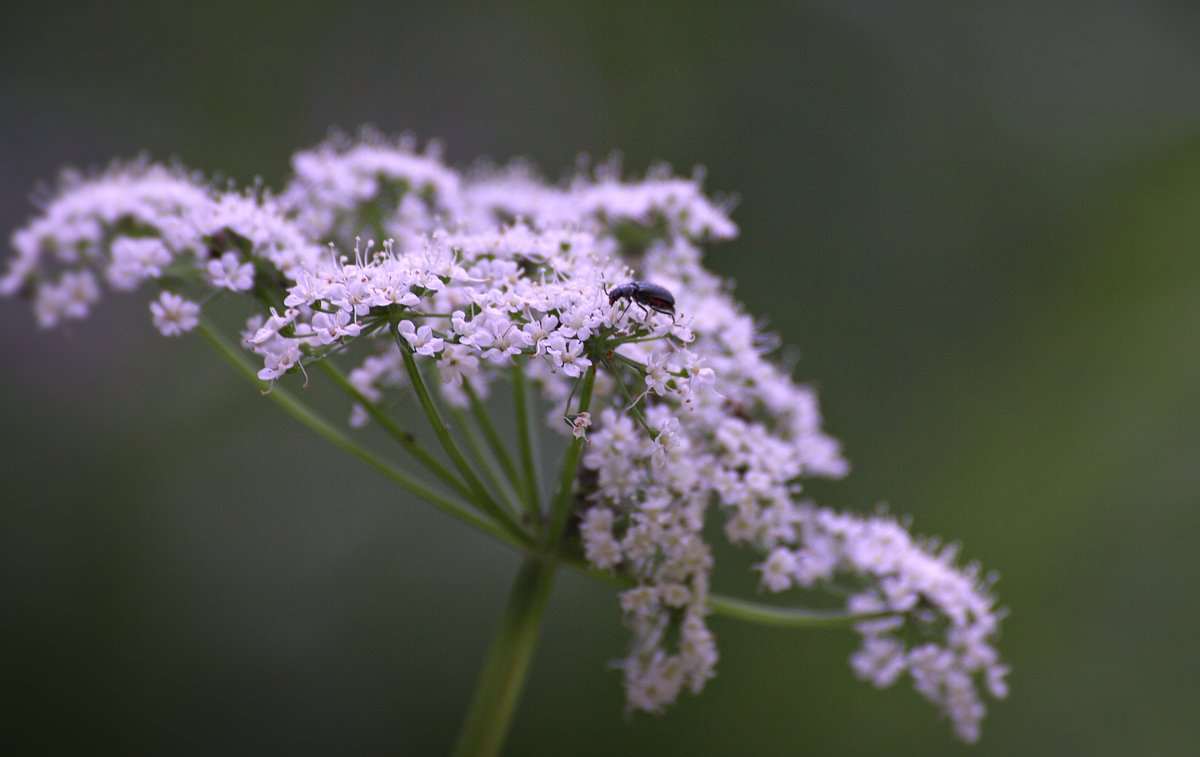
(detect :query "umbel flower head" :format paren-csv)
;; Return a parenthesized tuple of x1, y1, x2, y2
(3, 131, 1008, 743)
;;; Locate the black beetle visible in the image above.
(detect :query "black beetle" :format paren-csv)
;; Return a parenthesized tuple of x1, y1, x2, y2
(607, 280, 676, 317)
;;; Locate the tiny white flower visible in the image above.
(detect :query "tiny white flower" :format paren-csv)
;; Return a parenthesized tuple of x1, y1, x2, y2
(850, 636, 907, 688)
(619, 586, 660, 620)
(312, 310, 362, 344)
(149, 291, 200, 336)
(257, 342, 302, 381)
(34, 270, 101, 328)
(650, 417, 680, 468)
(397, 319, 445, 356)
(580, 507, 622, 568)
(250, 307, 298, 345)
(757, 547, 797, 593)
(644, 354, 671, 395)
(659, 583, 691, 608)
(107, 236, 172, 291)
(523, 314, 558, 354)
(476, 319, 529, 363)
(206, 251, 255, 291)
(545, 335, 591, 377)
(284, 272, 328, 307)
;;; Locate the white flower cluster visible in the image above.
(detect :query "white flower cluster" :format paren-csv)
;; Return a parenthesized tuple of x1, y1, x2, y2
(780, 505, 1009, 743)
(3, 132, 1006, 741)
(2, 160, 325, 333)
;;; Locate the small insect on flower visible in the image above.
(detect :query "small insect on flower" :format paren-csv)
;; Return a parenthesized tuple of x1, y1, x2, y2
(565, 411, 592, 441)
(607, 280, 676, 318)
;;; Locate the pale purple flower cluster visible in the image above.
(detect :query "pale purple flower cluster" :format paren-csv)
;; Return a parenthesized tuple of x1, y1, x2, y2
(3, 132, 1007, 741)
(2, 160, 325, 334)
(783, 505, 1008, 743)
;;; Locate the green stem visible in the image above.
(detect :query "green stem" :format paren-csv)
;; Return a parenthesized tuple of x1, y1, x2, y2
(453, 406, 525, 521)
(546, 364, 598, 549)
(510, 360, 543, 519)
(196, 320, 530, 551)
(464, 383, 524, 496)
(395, 331, 527, 543)
(601, 355, 655, 438)
(452, 556, 557, 757)
(706, 595, 892, 628)
(553, 555, 889, 628)
(316, 361, 474, 503)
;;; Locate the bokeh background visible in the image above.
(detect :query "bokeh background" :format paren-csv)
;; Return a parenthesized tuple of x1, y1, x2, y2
(2, 1, 1198, 754)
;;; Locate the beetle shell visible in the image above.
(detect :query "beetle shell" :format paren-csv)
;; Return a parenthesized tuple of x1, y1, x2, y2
(607, 280, 676, 315)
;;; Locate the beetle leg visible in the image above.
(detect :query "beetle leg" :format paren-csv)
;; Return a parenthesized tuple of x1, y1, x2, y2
(613, 299, 633, 323)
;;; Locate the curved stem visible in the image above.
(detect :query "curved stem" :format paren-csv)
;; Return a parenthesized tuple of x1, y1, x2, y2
(706, 595, 893, 628)
(395, 330, 527, 544)
(546, 364, 597, 549)
(600, 355, 655, 438)
(453, 405, 525, 521)
(196, 320, 530, 551)
(464, 383, 523, 495)
(316, 360, 474, 502)
(452, 555, 557, 757)
(510, 360, 543, 519)
(553, 554, 890, 629)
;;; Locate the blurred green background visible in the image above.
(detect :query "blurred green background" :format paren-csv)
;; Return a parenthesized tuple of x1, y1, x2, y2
(2, 1, 1198, 754)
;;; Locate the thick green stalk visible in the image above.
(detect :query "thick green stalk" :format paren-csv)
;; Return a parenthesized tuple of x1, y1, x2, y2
(452, 556, 557, 757)
(546, 364, 598, 549)
(510, 360, 543, 518)
(395, 332, 527, 543)
(196, 320, 529, 551)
